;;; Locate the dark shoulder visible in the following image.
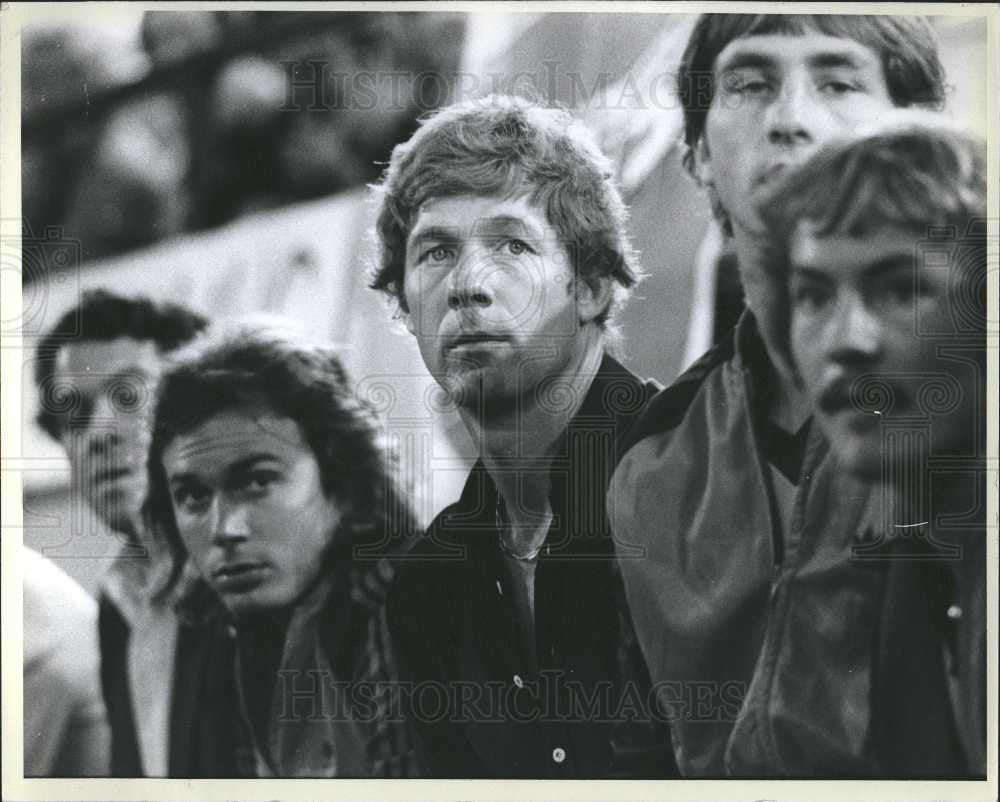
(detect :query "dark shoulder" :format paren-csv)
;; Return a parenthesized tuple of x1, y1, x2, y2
(385, 506, 465, 630)
(619, 336, 735, 455)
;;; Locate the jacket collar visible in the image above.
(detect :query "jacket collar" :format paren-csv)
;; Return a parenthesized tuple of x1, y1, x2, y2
(449, 351, 649, 558)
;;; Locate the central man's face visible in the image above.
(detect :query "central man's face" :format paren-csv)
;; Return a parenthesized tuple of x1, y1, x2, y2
(402, 193, 585, 412)
(698, 31, 895, 235)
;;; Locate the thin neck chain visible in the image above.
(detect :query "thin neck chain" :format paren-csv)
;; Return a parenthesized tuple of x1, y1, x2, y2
(495, 493, 544, 562)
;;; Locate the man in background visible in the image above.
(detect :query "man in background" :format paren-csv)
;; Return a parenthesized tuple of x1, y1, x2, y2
(23, 546, 110, 776)
(759, 117, 987, 775)
(33, 289, 208, 775)
(608, 15, 949, 775)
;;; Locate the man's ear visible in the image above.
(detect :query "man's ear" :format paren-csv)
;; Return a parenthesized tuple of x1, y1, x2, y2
(400, 307, 416, 335)
(575, 274, 614, 325)
(692, 137, 714, 187)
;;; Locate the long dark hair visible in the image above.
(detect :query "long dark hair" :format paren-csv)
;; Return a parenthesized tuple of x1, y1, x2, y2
(144, 326, 420, 599)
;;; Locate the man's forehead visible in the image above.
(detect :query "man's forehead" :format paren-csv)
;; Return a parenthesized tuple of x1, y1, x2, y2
(54, 336, 164, 383)
(713, 31, 882, 73)
(790, 221, 918, 271)
(164, 410, 306, 467)
(409, 193, 547, 236)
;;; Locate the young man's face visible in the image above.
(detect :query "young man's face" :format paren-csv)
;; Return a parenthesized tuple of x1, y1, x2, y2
(698, 31, 895, 236)
(789, 224, 980, 479)
(51, 337, 163, 538)
(162, 409, 342, 616)
(402, 193, 601, 412)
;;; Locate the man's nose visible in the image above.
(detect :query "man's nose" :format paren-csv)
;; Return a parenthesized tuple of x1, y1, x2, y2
(826, 295, 884, 366)
(447, 249, 495, 312)
(766, 77, 822, 146)
(211, 498, 251, 546)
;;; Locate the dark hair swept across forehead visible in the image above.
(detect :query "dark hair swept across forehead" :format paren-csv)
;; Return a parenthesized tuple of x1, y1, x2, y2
(677, 14, 947, 166)
(760, 119, 985, 242)
(369, 94, 643, 330)
(757, 117, 986, 361)
(33, 289, 208, 440)
(144, 326, 420, 596)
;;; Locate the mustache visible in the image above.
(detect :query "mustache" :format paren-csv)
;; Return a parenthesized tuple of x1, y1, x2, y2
(817, 375, 901, 416)
(445, 331, 512, 349)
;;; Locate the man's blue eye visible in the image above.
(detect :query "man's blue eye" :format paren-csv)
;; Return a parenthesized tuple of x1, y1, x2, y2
(505, 239, 530, 256)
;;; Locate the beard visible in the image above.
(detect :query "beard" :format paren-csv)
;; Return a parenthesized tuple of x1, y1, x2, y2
(442, 364, 522, 422)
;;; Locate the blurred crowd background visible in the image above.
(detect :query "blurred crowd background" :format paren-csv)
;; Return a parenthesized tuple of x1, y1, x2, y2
(22, 11, 465, 262)
(16, 9, 988, 593)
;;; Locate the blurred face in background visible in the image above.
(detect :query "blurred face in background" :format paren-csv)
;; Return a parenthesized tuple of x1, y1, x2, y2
(696, 31, 895, 236)
(402, 193, 605, 414)
(162, 408, 342, 617)
(52, 337, 162, 539)
(789, 223, 981, 480)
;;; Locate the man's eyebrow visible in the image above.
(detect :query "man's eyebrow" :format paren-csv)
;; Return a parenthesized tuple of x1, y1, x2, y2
(167, 453, 280, 484)
(98, 369, 153, 389)
(474, 215, 545, 239)
(790, 265, 834, 281)
(861, 254, 916, 278)
(407, 225, 460, 250)
(807, 51, 875, 71)
(716, 51, 777, 74)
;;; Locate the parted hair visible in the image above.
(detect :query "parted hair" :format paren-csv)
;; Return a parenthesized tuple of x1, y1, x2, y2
(677, 14, 947, 233)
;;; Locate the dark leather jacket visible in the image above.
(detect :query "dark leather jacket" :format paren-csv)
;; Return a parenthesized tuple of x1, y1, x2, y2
(386, 354, 676, 778)
(609, 312, 984, 777)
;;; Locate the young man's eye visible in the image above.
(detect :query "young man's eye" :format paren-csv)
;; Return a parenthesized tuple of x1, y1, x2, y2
(820, 79, 860, 96)
(173, 486, 212, 512)
(877, 277, 916, 306)
(419, 245, 454, 264)
(720, 71, 772, 97)
(109, 380, 143, 413)
(792, 282, 831, 311)
(238, 470, 280, 494)
(503, 239, 534, 256)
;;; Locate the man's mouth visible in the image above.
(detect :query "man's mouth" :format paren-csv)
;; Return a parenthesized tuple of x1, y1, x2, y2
(213, 563, 268, 591)
(92, 466, 132, 486)
(445, 332, 511, 352)
(817, 377, 891, 424)
(755, 162, 795, 188)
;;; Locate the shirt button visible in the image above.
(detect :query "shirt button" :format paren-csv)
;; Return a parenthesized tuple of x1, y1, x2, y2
(513, 674, 524, 689)
(226, 625, 238, 639)
(552, 747, 566, 763)
(947, 605, 963, 620)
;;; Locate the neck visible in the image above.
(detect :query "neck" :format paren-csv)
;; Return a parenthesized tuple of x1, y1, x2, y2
(731, 227, 810, 431)
(460, 330, 605, 552)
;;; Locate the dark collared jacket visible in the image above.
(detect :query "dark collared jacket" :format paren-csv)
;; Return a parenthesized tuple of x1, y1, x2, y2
(609, 311, 985, 777)
(386, 353, 676, 778)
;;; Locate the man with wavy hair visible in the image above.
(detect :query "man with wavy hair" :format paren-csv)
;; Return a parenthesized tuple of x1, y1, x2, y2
(758, 117, 987, 776)
(608, 14, 952, 776)
(370, 95, 673, 777)
(33, 289, 208, 776)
